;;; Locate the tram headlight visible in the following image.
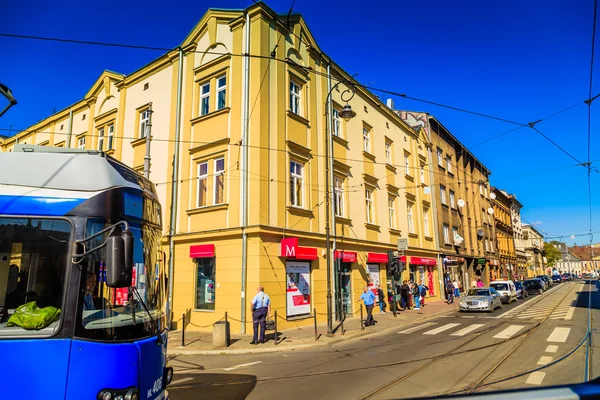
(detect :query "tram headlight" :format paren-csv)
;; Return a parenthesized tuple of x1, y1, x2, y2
(97, 388, 138, 400)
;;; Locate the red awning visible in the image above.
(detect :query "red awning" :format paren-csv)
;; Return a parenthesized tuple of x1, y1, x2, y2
(190, 244, 215, 258)
(335, 251, 357, 263)
(367, 252, 389, 263)
(280, 237, 318, 261)
(410, 257, 437, 266)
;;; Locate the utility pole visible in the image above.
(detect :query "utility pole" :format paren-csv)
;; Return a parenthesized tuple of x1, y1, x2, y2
(143, 103, 153, 179)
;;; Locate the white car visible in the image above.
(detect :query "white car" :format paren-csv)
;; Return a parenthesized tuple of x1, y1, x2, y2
(489, 280, 518, 304)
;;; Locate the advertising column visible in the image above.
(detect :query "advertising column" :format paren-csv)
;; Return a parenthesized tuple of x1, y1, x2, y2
(286, 261, 311, 318)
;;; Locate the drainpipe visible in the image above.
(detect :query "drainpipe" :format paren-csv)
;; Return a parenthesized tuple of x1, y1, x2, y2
(66, 108, 73, 148)
(426, 116, 444, 298)
(143, 103, 153, 179)
(167, 47, 184, 328)
(240, 12, 251, 335)
(326, 63, 338, 321)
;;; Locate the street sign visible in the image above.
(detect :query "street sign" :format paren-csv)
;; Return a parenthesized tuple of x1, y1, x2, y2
(397, 238, 408, 251)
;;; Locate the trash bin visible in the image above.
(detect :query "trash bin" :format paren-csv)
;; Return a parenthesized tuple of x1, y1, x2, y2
(213, 320, 230, 348)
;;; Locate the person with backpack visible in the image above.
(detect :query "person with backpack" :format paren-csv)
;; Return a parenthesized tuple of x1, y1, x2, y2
(377, 284, 386, 314)
(412, 281, 421, 309)
(419, 280, 429, 307)
(399, 280, 409, 310)
(445, 280, 455, 304)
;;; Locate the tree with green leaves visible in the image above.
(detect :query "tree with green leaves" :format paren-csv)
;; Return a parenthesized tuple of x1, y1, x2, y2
(544, 242, 562, 267)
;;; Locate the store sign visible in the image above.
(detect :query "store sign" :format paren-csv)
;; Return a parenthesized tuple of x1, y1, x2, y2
(366, 264, 380, 296)
(280, 238, 318, 260)
(286, 261, 311, 318)
(477, 258, 486, 265)
(335, 251, 357, 263)
(410, 257, 437, 266)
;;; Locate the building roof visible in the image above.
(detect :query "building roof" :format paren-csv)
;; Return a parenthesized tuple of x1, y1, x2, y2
(569, 245, 600, 261)
(523, 224, 544, 238)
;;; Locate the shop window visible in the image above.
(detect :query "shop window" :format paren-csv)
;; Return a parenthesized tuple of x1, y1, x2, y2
(195, 258, 216, 310)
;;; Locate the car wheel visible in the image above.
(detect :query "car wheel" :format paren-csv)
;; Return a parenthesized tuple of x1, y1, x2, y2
(498, 302, 503, 309)
(538, 289, 543, 295)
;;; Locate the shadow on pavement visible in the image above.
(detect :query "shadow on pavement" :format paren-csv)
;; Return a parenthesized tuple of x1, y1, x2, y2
(169, 373, 257, 399)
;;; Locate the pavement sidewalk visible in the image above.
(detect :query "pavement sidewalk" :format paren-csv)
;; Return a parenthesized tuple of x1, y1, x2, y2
(168, 299, 458, 356)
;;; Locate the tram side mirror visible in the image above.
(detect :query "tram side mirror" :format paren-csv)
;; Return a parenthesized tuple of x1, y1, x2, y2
(105, 230, 134, 288)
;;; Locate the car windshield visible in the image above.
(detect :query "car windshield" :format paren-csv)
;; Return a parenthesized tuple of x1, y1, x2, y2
(0, 218, 71, 337)
(75, 219, 166, 341)
(490, 283, 508, 291)
(515, 282, 523, 289)
(467, 289, 490, 297)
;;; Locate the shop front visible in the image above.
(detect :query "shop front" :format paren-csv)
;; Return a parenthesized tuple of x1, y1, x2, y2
(334, 250, 357, 319)
(488, 258, 500, 282)
(280, 238, 318, 320)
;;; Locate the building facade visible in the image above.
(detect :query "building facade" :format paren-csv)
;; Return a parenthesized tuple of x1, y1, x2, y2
(507, 194, 528, 279)
(522, 224, 545, 276)
(398, 112, 496, 291)
(491, 188, 516, 280)
(555, 242, 582, 276)
(1, 3, 444, 332)
(569, 245, 600, 273)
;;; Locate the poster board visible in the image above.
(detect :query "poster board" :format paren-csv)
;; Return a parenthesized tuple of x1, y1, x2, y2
(286, 261, 311, 318)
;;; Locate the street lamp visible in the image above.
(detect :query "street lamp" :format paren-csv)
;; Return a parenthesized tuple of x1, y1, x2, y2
(0, 83, 17, 118)
(325, 77, 356, 336)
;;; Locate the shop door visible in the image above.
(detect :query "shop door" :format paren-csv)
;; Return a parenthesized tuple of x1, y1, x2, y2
(341, 272, 352, 316)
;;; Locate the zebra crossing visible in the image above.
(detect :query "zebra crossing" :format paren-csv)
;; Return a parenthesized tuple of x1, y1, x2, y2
(398, 322, 526, 339)
(549, 305, 575, 320)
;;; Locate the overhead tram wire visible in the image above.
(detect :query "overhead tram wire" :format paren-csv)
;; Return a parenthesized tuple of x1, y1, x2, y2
(586, 0, 598, 249)
(0, 32, 595, 173)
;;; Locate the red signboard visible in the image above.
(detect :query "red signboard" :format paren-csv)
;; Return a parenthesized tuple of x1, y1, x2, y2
(334, 251, 358, 263)
(280, 237, 318, 260)
(410, 257, 437, 266)
(367, 252, 389, 263)
(190, 244, 215, 258)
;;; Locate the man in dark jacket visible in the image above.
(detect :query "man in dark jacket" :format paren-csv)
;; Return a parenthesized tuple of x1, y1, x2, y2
(377, 284, 386, 314)
(400, 280, 410, 310)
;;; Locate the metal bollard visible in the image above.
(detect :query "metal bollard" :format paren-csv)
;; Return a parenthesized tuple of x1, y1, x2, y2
(181, 313, 185, 347)
(225, 311, 228, 323)
(313, 308, 318, 340)
(274, 310, 278, 345)
(360, 304, 364, 331)
(341, 310, 345, 335)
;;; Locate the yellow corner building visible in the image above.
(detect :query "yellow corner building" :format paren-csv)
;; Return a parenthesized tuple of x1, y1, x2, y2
(1, 2, 444, 333)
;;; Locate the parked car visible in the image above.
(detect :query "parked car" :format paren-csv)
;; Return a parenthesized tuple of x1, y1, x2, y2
(514, 281, 529, 299)
(537, 275, 552, 288)
(524, 278, 545, 295)
(552, 274, 563, 284)
(459, 287, 503, 312)
(562, 273, 571, 281)
(489, 280, 518, 303)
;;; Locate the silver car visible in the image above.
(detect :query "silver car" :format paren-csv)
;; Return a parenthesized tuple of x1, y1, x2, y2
(459, 287, 503, 313)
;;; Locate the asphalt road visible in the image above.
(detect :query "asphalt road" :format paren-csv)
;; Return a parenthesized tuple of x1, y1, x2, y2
(167, 280, 599, 399)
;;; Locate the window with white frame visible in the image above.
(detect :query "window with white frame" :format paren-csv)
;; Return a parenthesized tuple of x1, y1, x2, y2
(423, 208, 429, 236)
(334, 177, 344, 217)
(443, 224, 450, 244)
(449, 190, 455, 208)
(107, 124, 114, 150)
(440, 185, 447, 204)
(200, 82, 210, 116)
(216, 75, 227, 110)
(485, 238, 490, 252)
(437, 147, 443, 166)
(446, 155, 452, 173)
(365, 189, 374, 224)
(407, 202, 414, 233)
(77, 137, 85, 149)
(290, 160, 304, 207)
(452, 226, 459, 242)
(363, 127, 370, 153)
(385, 141, 392, 164)
(333, 108, 341, 137)
(388, 196, 395, 229)
(197, 162, 208, 207)
(140, 109, 150, 138)
(480, 183, 484, 195)
(404, 153, 410, 175)
(214, 157, 225, 204)
(420, 165, 425, 183)
(290, 80, 301, 115)
(97, 127, 105, 151)
(484, 185, 488, 197)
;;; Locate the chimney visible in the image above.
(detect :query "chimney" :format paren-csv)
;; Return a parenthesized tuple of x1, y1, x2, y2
(386, 98, 395, 110)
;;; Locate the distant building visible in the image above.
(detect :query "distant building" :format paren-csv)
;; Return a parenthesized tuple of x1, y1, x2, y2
(554, 242, 581, 275)
(569, 245, 600, 273)
(522, 224, 545, 276)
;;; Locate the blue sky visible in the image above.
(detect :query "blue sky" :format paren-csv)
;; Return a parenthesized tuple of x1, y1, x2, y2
(1, 0, 598, 245)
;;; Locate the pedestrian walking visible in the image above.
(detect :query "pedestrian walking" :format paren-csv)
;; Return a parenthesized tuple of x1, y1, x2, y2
(414, 281, 422, 309)
(399, 280, 409, 310)
(359, 286, 377, 326)
(419, 280, 429, 307)
(453, 280, 460, 298)
(446, 280, 454, 304)
(250, 286, 271, 345)
(477, 278, 484, 288)
(377, 284, 387, 313)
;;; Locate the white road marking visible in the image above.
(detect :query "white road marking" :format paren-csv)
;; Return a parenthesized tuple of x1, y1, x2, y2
(547, 327, 571, 343)
(451, 324, 485, 337)
(537, 356, 553, 365)
(170, 377, 194, 386)
(545, 345, 559, 353)
(398, 322, 437, 334)
(493, 325, 524, 339)
(423, 323, 461, 335)
(525, 371, 546, 385)
(565, 307, 575, 320)
(222, 361, 263, 371)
